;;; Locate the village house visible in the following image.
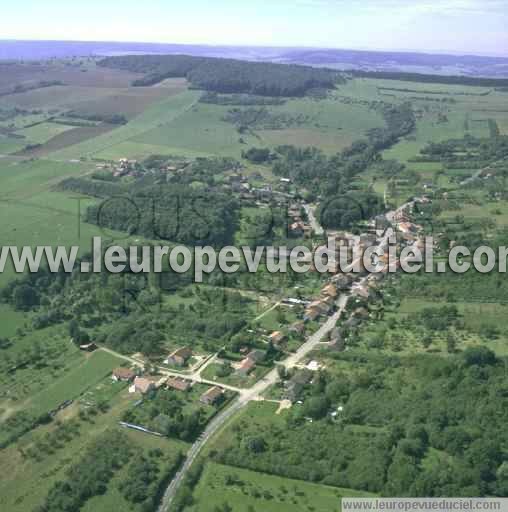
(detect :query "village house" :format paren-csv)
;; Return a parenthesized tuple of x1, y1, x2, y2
(352, 285, 371, 300)
(268, 331, 287, 346)
(165, 347, 192, 367)
(375, 215, 391, 231)
(393, 209, 410, 223)
(289, 321, 305, 336)
(308, 299, 332, 315)
(398, 222, 418, 234)
(302, 225, 313, 238)
(354, 307, 370, 319)
(329, 326, 346, 351)
(331, 337, 346, 352)
(360, 233, 378, 248)
(235, 357, 256, 376)
(284, 369, 313, 402)
(132, 376, 155, 395)
(331, 273, 353, 290)
(321, 283, 338, 299)
(247, 350, 267, 363)
(288, 204, 302, 218)
(112, 367, 136, 382)
(289, 221, 305, 237)
(303, 307, 321, 323)
(200, 386, 224, 406)
(166, 377, 191, 392)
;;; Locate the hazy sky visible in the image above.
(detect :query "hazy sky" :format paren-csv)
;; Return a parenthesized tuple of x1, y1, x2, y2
(1, 0, 507, 56)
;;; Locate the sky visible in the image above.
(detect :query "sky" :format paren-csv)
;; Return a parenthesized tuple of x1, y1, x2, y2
(0, 0, 507, 57)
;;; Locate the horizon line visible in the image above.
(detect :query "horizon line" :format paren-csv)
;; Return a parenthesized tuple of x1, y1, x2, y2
(1, 38, 507, 60)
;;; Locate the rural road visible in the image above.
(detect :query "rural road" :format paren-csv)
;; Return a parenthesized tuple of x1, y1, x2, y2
(157, 213, 399, 511)
(157, 295, 350, 512)
(459, 158, 507, 187)
(157, 254, 391, 511)
(303, 203, 324, 236)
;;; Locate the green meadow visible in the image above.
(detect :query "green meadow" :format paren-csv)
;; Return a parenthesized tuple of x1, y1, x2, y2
(186, 462, 375, 512)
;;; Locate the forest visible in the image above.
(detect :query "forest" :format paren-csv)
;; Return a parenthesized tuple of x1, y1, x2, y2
(98, 54, 342, 96)
(212, 348, 508, 497)
(59, 178, 240, 247)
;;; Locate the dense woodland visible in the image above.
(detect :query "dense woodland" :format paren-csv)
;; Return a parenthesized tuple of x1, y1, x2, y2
(99, 54, 342, 96)
(59, 179, 239, 247)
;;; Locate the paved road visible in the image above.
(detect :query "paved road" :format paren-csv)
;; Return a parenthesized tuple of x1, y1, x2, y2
(157, 218, 397, 511)
(157, 293, 355, 511)
(303, 203, 324, 236)
(158, 396, 246, 512)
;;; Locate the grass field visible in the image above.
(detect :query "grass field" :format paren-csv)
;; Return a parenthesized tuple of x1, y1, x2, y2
(50, 89, 202, 160)
(48, 83, 390, 160)
(133, 102, 258, 157)
(15, 121, 75, 144)
(0, 137, 27, 154)
(186, 462, 375, 512)
(257, 96, 384, 153)
(0, 303, 26, 337)
(0, 158, 128, 287)
(26, 350, 124, 415)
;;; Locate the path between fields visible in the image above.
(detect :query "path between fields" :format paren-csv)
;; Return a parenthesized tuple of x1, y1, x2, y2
(254, 300, 281, 322)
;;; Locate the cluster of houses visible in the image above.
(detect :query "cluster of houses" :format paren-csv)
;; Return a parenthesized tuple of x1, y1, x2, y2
(96, 158, 194, 180)
(111, 366, 225, 406)
(287, 203, 313, 238)
(303, 282, 339, 322)
(95, 158, 140, 179)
